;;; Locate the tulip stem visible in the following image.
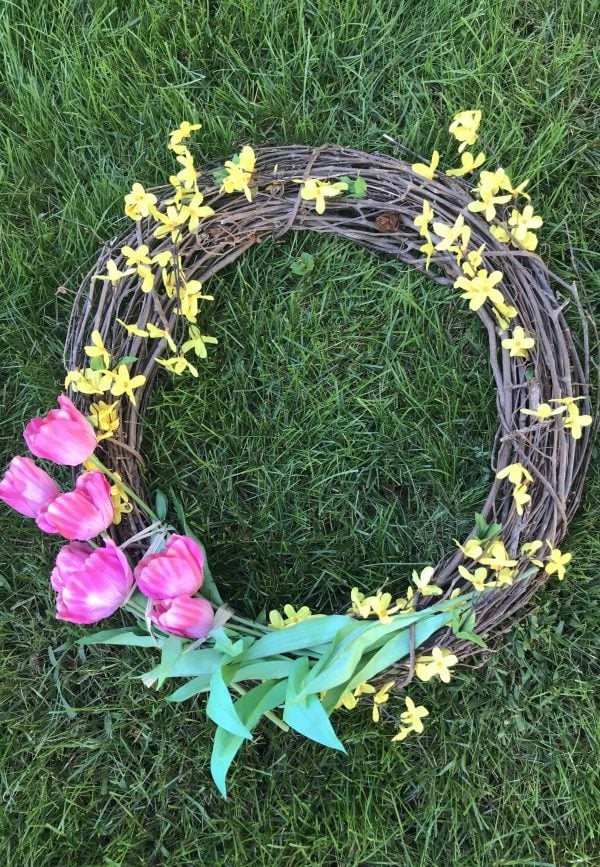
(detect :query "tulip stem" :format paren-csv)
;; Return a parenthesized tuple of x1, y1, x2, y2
(230, 683, 290, 733)
(224, 624, 266, 639)
(88, 455, 160, 523)
(229, 613, 270, 633)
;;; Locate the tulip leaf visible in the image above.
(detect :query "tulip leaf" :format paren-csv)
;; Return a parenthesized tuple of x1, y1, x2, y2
(240, 615, 352, 661)
(77, 628, 157, 648)
(297, 614, 432, 698)
(346, 610, 451, 691)
(227, 659, 293, 683)
(167, 675, 212, 703)
(283, 661, 346, 752)
(156, 635, 184, 689)
(154, 490, 169, 521)
(141, 647, 223, 681)
(211, 679, 287, 798)
(206, 668, 252, 740)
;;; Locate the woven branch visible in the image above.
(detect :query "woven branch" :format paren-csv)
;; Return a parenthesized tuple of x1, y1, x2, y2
(63, 144, 595, 677)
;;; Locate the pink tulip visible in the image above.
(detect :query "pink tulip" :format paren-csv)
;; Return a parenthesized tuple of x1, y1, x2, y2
(150, 595, 214, 639)
(0, 455, 60, 519)
(134, 534, 204, 600)
(51, 538, 134, 624)
(38, 471, 114, 540)
(24, 394, 97, 466)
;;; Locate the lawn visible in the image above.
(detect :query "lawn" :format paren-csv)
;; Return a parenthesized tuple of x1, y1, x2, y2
(0, 0, 599, 864)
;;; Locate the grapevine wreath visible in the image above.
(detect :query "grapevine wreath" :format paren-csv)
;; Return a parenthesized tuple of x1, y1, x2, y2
(1, 112, 595, 796)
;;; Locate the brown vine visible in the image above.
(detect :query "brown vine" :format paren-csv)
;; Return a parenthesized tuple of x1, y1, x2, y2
(63, 144, 595, 676)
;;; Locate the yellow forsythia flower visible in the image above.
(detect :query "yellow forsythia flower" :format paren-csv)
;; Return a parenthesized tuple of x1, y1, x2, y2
(412, 150, 439, 181)
(563, 403, 593, 440)
(153, 205, 190, 241)
(89, 400, 120, 442)
(146, 323, 177, 353)
(268, 604, 316, 629)
(392, 696, 429, 741)
(492, 299, 519, 329)
(110, 365, 146, 405)
(411, 566, 442, 596)
(521, 403, 565, 421)
(544, 545, 572, 580)
(182, 325, 218, 359)
(454, 268, 505, 311)
(414, 200, 434, 236)
(186, 192, 215, 231)
(221, 146, 256, 202)
(455, 537, 484, 560)
(124, 183, 158, 220)
(446, 151, 486, 176)
(168, 121, 202, 153)
(95, 259, 135, 284)
(448, 110, 482, 152)
(501, 327, 535, 359)
(432, 214, 471, 256)
(507, 205, 543, 251)
(458, 564, 495, 592)
(110, 472, 133, 524)
(84, 330, 111, 368)
(121, 244, 152, 267)
(415, 647, 458, 683)
(372, 680, 395, 723)
(65, 367, 113, 396)
(156, 355, 199, 378)
(480, 540, 518, 576)
(295, 177, 348, 214)
(468, 170, 512, 221)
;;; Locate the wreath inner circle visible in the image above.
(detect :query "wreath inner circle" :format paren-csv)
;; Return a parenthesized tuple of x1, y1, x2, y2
(1, 117, 592, 795)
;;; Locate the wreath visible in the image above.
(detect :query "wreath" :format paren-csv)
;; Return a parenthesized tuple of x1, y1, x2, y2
(0, 112, 594, 796)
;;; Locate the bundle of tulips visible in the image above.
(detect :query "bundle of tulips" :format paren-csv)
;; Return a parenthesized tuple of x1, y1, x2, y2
(0, 396, 214, 638)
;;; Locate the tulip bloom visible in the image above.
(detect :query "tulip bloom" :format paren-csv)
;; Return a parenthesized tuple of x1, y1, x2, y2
(24, 395, 97, 466)
(0, 455, 60, 519)
(38, 471, 113, 540)
(51, 538, 134, 624)
(134, 534, 204, 600)
(150, 595, 214, 639)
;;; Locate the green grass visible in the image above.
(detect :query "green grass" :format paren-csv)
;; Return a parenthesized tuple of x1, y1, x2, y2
(1, 0, 599, 864)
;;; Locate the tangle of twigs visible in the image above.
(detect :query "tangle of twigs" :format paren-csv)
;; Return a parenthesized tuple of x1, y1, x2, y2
(64, 144, 595, 676)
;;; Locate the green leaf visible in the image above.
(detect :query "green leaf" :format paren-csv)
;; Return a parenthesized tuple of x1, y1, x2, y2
(296, 621, 376, 697)
(240, 615, 352, 661)
(156, 635, 184, 689)
(210, 680, 287, 798)
(212, 167, 228, 184)
(474, 511, 502, 541)
(167, 675, 212, 703)
(346, 610, 451, 691)
(141, 647, 222, 681)
(283, 658, 346, 752)
(290, 251, 315, 275)
(113, 355, 137, 368)
(89, 356, 107, 371)
(77, 628, 156, 648)
(227, 659, 293, 683)
(352, 176, 367, 198)
(211, 628, 247, 659)
(455, 630, 487, 649)
(206, 668, 252, 739)
(154, 490, 168, 521)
